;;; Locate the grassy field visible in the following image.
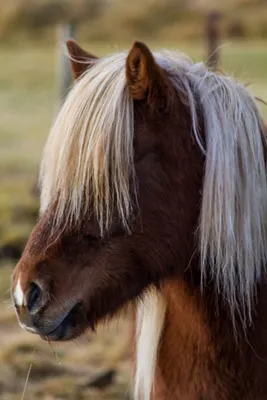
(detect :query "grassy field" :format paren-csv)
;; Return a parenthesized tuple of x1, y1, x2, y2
(1, 39, 267, 399)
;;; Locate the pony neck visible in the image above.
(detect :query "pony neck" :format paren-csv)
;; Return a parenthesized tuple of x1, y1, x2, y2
(136, 278, 267, 400)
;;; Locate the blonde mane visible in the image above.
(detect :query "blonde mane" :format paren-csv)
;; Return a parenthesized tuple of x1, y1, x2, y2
(40, 48, 267, 399)
(40, 52, 135, 234)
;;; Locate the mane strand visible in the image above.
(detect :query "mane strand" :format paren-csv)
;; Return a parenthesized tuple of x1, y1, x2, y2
(187, 63, 267, 326)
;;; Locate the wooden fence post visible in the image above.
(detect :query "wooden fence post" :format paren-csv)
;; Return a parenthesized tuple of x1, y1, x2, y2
(58, 22, 76, 103)
(206, 11, 221, 70)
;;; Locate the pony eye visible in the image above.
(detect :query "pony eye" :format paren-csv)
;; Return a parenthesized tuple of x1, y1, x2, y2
(83, 234, 99, 244)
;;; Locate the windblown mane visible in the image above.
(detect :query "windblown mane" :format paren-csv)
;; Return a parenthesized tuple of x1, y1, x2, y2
(40, 48, 267, 399)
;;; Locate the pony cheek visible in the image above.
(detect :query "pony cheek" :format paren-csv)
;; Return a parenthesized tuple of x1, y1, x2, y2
(74, 253, 147, 326)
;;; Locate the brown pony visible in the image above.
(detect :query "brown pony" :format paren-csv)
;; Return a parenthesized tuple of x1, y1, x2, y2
(12, 41, 267, 399)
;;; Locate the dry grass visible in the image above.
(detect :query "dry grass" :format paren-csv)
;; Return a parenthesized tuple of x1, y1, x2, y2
(1, 39, 267, 398)
(0, 318, 132, 399)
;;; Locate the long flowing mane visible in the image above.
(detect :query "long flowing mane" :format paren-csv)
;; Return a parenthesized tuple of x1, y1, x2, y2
(40, 48, 267, 399)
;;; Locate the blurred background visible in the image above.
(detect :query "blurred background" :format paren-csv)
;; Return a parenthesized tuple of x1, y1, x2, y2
(0, 0, 267, 398)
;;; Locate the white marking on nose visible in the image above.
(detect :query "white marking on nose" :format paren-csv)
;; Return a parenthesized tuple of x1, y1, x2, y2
(19, 321, 37, 334)
(14, 277, 25, 307)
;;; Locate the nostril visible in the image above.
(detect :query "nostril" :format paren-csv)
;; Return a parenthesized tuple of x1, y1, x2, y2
(27, 283, 42, 314)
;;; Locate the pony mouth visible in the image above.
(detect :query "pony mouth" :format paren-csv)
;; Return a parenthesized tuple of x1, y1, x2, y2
(35, 302, 83, 341)
(40, 302, 83, 341)
(15, 301, 84, 341)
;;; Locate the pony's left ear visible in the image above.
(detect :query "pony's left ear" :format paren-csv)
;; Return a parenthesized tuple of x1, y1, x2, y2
(126, 41, 168, 103)
(66, 40, 98, 80)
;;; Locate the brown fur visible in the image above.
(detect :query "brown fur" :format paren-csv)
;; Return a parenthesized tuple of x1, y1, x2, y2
(12, 42, 267, 399)
(152, 278, 267, 400)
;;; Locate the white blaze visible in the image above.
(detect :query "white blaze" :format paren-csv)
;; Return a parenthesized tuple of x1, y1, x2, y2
(14, 277, 24, 306)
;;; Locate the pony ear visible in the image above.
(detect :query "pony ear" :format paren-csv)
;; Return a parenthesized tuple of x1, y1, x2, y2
(126, 41, 167, 102)
(66, 39, 98, 80)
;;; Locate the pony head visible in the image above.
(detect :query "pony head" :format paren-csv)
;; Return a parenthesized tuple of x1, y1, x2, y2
(12, 41, 267, 345)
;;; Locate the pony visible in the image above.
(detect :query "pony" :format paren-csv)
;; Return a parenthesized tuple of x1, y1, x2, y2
(11, 40, 267, 399)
